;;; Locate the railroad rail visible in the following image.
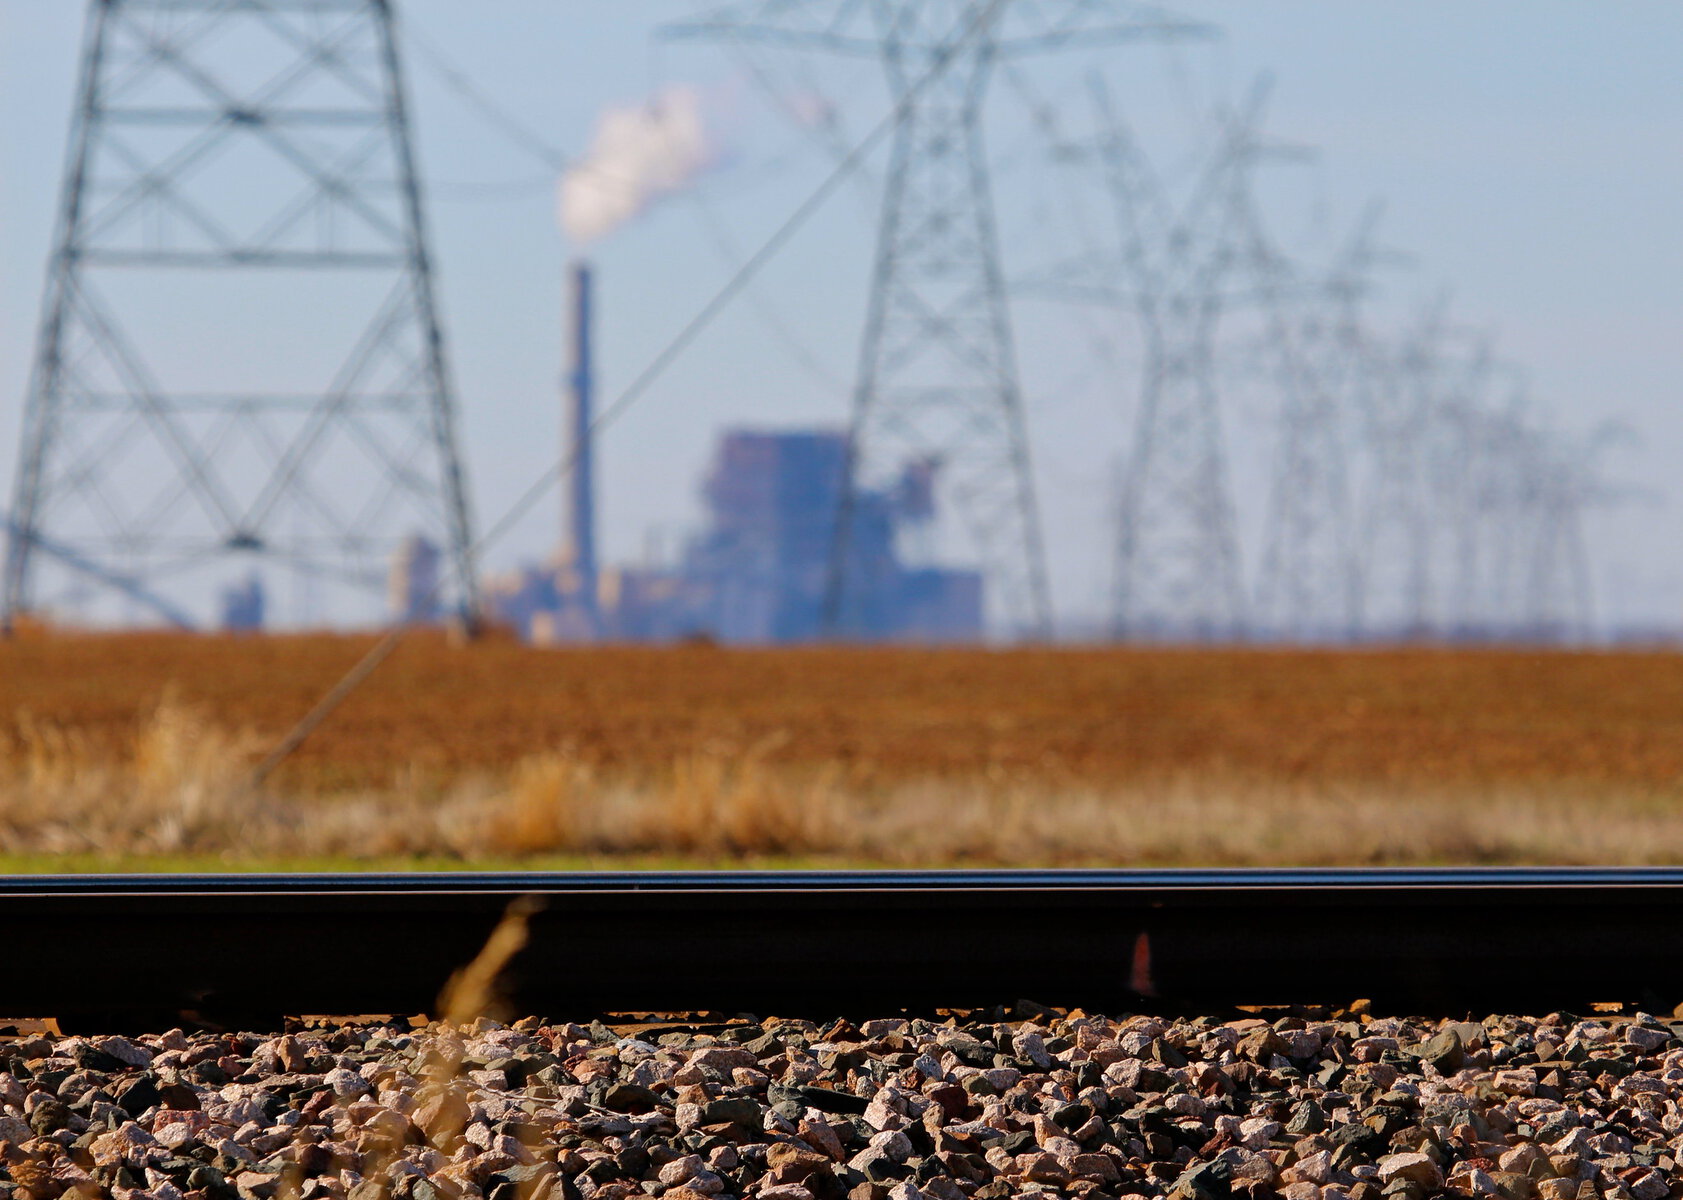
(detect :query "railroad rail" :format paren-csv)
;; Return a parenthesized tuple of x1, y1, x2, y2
(4, 868, 1680, 1030)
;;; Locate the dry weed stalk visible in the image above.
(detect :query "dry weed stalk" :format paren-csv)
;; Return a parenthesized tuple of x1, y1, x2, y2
(437, 896, 543, 1027)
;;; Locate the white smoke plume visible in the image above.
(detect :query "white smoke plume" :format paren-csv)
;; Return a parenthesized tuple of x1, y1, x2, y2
(560, 86, 716, 244)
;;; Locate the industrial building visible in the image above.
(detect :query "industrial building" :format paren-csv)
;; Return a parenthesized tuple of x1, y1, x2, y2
(482, 427, 983, 644)
(218, 575, 266, 633)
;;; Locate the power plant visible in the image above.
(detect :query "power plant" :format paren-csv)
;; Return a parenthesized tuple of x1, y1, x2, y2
(481, 264, 983, 644)
(486, 427, 982, 644)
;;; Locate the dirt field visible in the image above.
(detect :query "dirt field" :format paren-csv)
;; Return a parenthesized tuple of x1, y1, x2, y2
(3, 630, 1683, 867)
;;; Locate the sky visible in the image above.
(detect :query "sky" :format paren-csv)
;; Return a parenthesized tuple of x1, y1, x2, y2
(0, 2, 1679, 634)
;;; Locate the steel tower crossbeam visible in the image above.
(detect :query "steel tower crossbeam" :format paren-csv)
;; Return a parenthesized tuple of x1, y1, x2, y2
(671, 1, 1205, 57)
(3, 0, 477, 631)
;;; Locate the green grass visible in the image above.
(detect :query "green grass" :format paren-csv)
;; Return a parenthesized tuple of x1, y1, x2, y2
(0, 851, 898, 875)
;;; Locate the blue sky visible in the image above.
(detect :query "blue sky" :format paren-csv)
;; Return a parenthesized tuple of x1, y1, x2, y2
(1, 2, 1679, 632)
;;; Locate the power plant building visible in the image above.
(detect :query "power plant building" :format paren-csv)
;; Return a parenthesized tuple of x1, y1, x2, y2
(483, 429, 983, 644)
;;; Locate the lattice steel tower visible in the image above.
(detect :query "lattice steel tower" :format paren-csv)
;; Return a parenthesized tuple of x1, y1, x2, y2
(676, 2, 1200, 637)
(1061, 82, 1259, 638)
(1250, 213, 1384, 642)
(3, 0, 477, 631)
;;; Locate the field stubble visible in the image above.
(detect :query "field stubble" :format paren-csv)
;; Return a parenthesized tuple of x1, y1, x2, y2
(3, 631, 1683, 867)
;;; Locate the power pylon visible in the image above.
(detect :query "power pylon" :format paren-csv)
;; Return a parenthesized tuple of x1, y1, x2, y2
(1513, 422, 1630, 642)
(1426, 334, 1497, 637)
(1443, 388, 1533, 636)
(1355, 304, 1491, 638)
(1058, 80, 1270, 639)
(3, 0, 477, 631)
(673, 2, 1205, 638)
(1249, 210, 1385, 642)
(1354, 307, 1440, 638)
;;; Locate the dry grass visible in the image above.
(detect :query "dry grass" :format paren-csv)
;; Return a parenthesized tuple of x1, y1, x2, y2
(3, 631, 1683, 867)
(0, 689, 1682, 867)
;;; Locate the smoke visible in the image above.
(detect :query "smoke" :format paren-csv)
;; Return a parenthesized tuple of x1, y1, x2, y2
(560, 86, 716, 244)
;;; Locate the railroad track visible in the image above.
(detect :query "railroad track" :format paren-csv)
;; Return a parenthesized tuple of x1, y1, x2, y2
(5, 868, 1681, 1031)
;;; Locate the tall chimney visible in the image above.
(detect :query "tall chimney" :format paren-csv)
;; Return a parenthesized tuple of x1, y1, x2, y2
(567, 260, 599, 626)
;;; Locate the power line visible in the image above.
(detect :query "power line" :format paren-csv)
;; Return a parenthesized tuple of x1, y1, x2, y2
(400, 16, 569, 172)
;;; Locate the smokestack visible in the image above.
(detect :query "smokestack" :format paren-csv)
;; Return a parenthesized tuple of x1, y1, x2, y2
(567, 260, 599, 626)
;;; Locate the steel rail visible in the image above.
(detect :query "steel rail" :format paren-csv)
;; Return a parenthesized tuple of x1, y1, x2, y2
(2, 869, 1678, 1030)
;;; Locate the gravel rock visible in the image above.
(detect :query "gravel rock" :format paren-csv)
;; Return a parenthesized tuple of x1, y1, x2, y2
(6, 1011, 1683, 1200)
(1377, 1152, 1443, 1189)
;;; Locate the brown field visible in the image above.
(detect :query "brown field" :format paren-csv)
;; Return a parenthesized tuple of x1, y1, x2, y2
(3, 629, 1683, 868)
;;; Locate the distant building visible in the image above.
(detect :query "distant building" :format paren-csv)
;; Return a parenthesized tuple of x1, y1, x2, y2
(389, 534, 442, 624)
(484, 428, 983, 644)
(219, 574, 265, 632)
(482, 556, 598, 644)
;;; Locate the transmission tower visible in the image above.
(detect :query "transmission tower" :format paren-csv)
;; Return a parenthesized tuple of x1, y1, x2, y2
(673, 2, 1204, 637)
(1249, 210, 1388, 642)
(1427, 335, 1498, 638)
(1354, 307, 1441, 638)
(3, 0, 477, 631)
(1355, 305, 1492, 638)
(1448, 389, 1532, 636)
(1513, 423, 1631, 643)
(1053, 81, 1274, 639)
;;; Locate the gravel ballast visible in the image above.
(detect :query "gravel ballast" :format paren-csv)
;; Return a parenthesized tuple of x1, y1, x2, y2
(3, 1009, 1682, 1200)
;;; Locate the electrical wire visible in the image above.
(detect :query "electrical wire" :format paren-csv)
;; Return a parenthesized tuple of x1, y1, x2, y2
(400, 16, 569, 173)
